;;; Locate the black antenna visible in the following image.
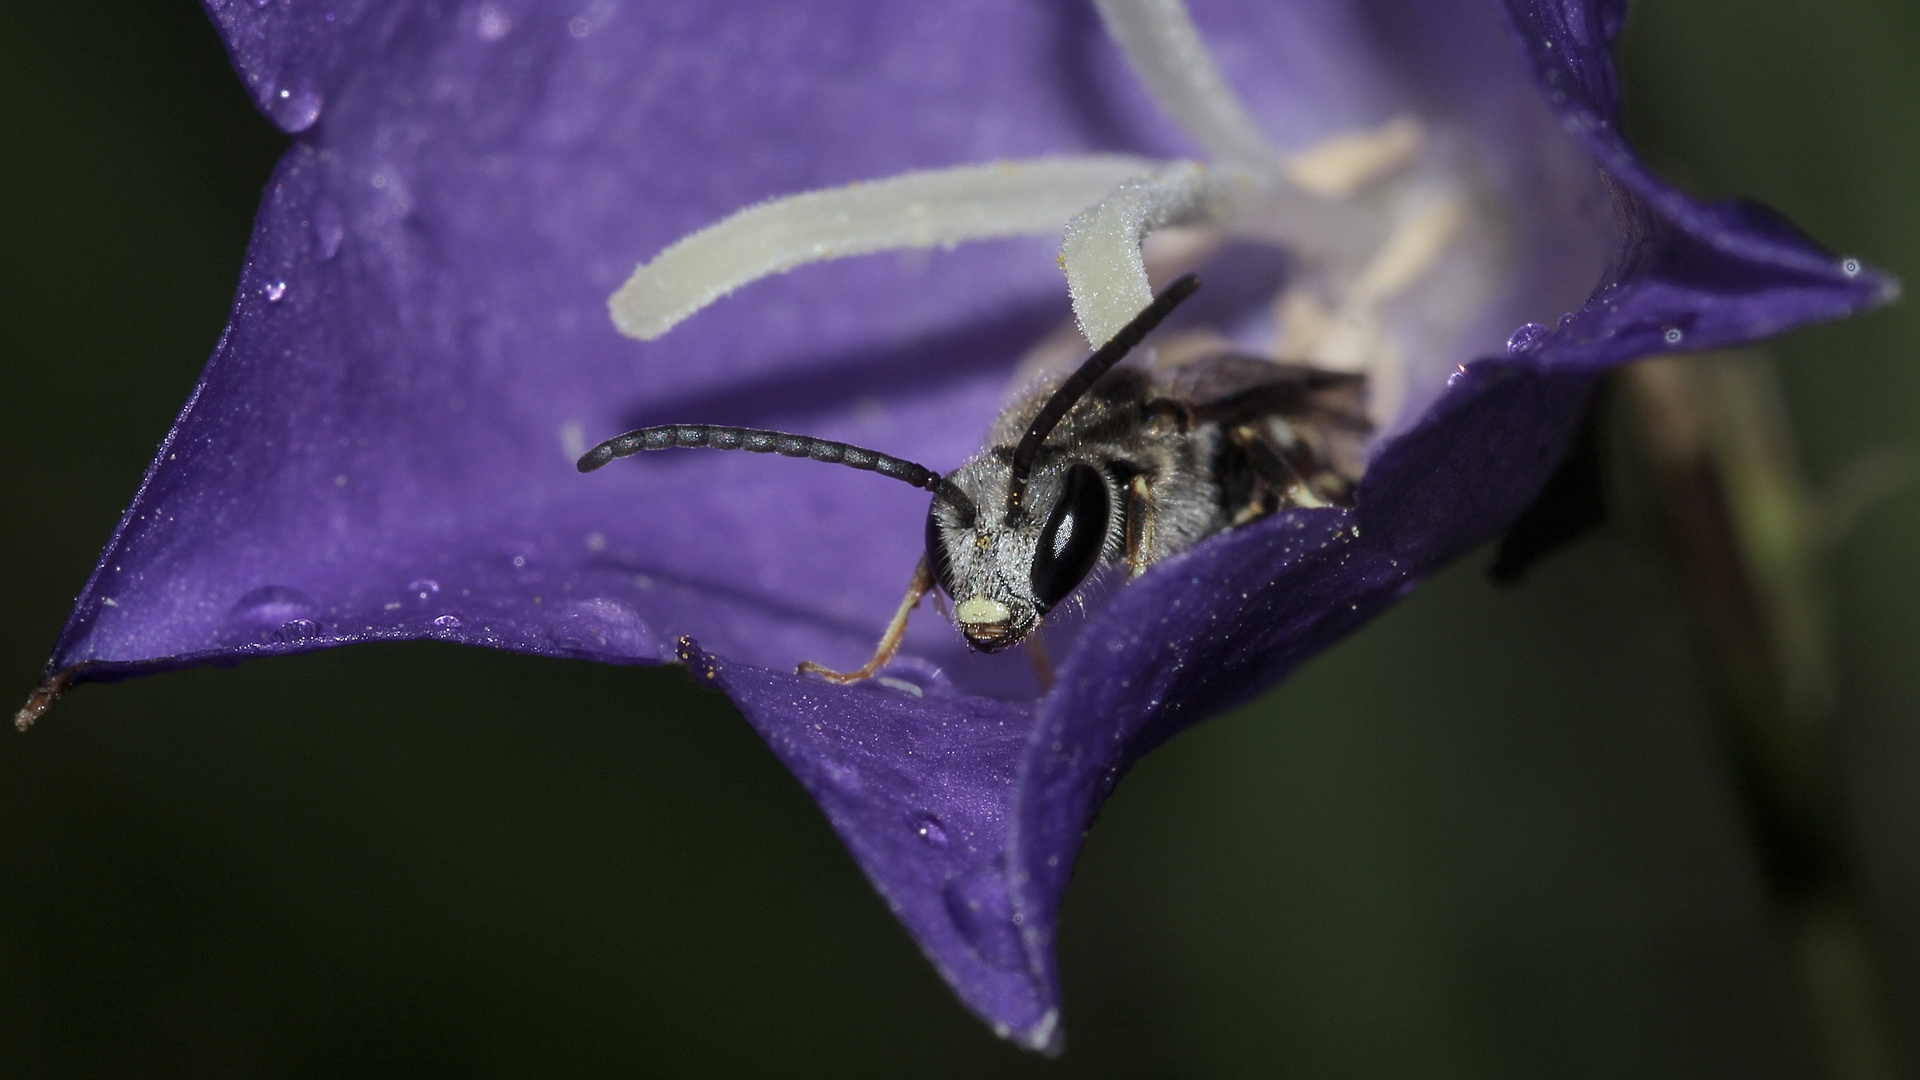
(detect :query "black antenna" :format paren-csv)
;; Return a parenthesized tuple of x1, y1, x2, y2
(1005, 273, 1200, 521)
(579, 423, 978, 526)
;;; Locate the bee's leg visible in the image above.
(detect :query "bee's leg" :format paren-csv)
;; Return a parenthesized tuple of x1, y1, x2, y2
(1125, 474, 1157, 578)
(797, 558, 934, 685)
(1306, 470, 1357, 507)
(1025, 634, 1056, 692)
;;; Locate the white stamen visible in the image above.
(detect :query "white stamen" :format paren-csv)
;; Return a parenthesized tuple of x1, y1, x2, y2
(1285, 116, 1425, 199)
(1060, 163, 1224, 347)
(609, 156, 1158, 340)
(1347, 189, 1465, 307)
(602, 0, 1488, 464)
(1059, 163, 1381, 345)
(1091, 0, 1277, 168)
(1302, 189, 1469, 428)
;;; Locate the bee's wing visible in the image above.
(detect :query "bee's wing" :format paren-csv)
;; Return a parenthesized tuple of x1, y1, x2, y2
(1163, 354, 1364, 426)
(1162, 353, 1372, 486)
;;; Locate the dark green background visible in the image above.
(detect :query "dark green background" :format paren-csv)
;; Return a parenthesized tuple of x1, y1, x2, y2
(2, 1, 1914, 1075)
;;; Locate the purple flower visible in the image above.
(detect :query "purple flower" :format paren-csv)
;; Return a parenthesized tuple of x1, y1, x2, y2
(23, 0, 1889, 1052)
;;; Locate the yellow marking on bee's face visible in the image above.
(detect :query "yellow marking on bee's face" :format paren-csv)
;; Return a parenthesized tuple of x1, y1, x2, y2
(956, 596, 1011, 626)
(974, 532, 993, 551)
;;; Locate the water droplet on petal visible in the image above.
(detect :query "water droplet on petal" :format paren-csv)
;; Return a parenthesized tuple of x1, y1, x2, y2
(548, 598, 657, 658)
(273, 618, 322, 643)
(941, 866, 1026, 969)
(1506, 322, 1550, 355)
(263, 280, 287, 302)
(228, 585, 319, 641)
(433, 614, 462, 630)
(912, 812, 949, 848)
(476, 3, 511, 40)
(874, 676, 923, 697)
(312, 198, 344, 261)
(265, 77, 323, 132)
(819, 760, 864, 796)
(1663, 327, 1685, 345)
(407, 578, 441, 600)
(1841, 257, 1862, 278)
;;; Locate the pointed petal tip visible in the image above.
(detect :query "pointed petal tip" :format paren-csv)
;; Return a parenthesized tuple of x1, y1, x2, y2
(15, 664, 84, 732)
(1871, 267, 1902, 306)
(1016, 1007, 1063, 1056)
(681, 639, 1066, 1048)
(14, 693, 49, 732)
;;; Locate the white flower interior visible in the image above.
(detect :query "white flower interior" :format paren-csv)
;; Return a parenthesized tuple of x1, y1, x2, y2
(606, 0, 1507, 438)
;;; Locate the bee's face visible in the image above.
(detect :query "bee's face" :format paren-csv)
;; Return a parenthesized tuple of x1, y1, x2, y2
(927, 459, 1115, 652)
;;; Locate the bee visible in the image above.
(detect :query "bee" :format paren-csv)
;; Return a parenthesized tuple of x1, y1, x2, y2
(578, 274, 1369, 684)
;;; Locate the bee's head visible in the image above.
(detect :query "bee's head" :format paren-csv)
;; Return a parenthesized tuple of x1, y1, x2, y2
(922, 273, 1196, 651)
(927, 459, 1115, 652)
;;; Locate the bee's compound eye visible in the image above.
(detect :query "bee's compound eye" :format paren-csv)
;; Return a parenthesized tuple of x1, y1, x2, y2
(925, 500, 958, 596)
(1030, 463, 1110, 613)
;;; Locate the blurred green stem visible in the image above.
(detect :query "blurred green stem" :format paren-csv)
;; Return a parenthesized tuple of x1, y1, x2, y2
(1624, 353, 1905, 1080)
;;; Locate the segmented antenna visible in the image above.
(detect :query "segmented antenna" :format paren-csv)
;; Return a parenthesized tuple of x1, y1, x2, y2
(1005, 273, 1200, 521)
(578, 423, 978, 526)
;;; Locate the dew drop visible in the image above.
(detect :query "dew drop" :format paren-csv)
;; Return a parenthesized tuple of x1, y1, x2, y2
(408, 578, 442, 600)
(1842, 257, 1862, 278)
(548, 598, 656, 657)
(433, 614, 462, 630)
(312, 198, 344, 260)
(819, 760, 864, 796)
(265, 77, 323, 132)
(875, 676, 923, 698)
(912, 812, 949, 848)
(263, 280, 287, 302)
(273, 618, 322, 643)
(227, 585, 319, 641)
(476, 3, 511, 40)
(941, 866, 1026, 969)
(1506, 322, 1550, 355)
(1663, 327, 1684, 345)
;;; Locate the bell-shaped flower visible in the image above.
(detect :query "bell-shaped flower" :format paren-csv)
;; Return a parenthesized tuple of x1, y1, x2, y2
(22, 0, 1890, 1052)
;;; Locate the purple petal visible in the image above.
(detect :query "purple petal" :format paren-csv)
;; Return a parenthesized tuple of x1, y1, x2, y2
(34, 0, 1891, 1050)
(679, 638, 1056, 1041)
